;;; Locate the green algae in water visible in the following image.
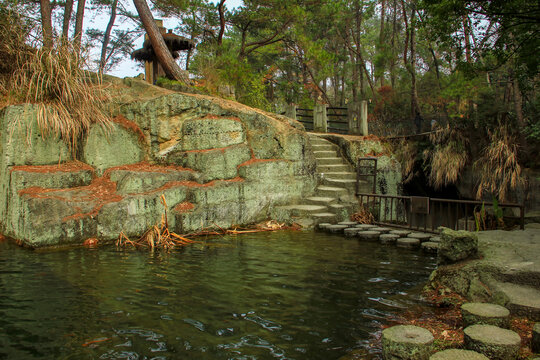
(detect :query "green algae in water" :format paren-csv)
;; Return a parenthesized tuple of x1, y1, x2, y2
(0, 231, 435, 359)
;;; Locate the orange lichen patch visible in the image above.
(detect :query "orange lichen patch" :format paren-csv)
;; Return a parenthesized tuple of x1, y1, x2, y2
(18, 177, 123, 222)
(10, 161, 94, 174)
(102, 162, 195, 176)
(237, 158, 283, 169)
(174, 202, 195, 213)
(0, 234, 6, 242)
(83, 238, 99, 247)
(125, 177, 243, 197)
(111, 114, 146, 143)
(199, 114, 243, 123)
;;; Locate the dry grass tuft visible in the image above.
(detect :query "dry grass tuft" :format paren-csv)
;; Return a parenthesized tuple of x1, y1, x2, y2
(424, 126, 469, 189)
(350, 205, 375, 224)
(4, 40, 111, 149)
(474, 129, 525, 202)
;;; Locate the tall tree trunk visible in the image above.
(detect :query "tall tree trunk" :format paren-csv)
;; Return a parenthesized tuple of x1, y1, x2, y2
(217, 0, 226, 46)
(73, 0, 86, 53)
(377, 0, 386, 87)
(62, 0, 74, 41)
(409, 3, 420, 123)
(463, 15, 472, 63)
(40, 0, 53, 48)
(509, 67, 528, 155)
(133, 0, 190, 83)
(390, 0, 397, 88)
(99, 0, 118, 73)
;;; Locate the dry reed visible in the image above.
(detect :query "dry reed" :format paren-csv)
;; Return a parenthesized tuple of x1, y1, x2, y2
(5, 40, 111, 149)
(474, 129, 525, 202)
(350, 205, 375, 224)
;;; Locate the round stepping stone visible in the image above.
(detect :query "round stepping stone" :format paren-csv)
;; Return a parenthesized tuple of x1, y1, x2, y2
(327, 224, 348, 233)
(344, 228, 361, 237)
(430, 349, 489, 360)
(380, 233, 399, 244)
(318, 223, 332, 230)
(389, 229, 411, 237)
(382, 325, 433, 360)
(430, 236, 441, 243)
(464, 324, 521, 360)
(421, 241, 439, 253)
(531, 323, 540, 353)
(338, 221, 358, 227)
(408, 232, 433, 242)
(461, 303, 510, 328)
(355, 224, 376, 230)
(357, 230, 380, 241)
(397, 237, 421, 248)
(371, 227, 391, 234)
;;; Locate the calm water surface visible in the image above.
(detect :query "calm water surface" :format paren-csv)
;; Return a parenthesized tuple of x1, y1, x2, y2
(0, 231, 436, 359)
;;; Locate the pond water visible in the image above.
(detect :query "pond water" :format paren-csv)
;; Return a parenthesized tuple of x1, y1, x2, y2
(0, 231, 436, 360)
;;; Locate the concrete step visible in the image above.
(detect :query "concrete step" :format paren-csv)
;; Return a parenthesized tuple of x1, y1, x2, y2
(323, 171, 357, 180)
(305, 196, 337, 206)
(315, 186, 348, 197)
(311, 144, 337, 152)
(278, 204, 328, 217)
(317, 164, 353, 173)
(316, 157, 344, 165)
(323, 178, 358, 190)
(313, 150, 338, 158)
(491, 282, 540, 321)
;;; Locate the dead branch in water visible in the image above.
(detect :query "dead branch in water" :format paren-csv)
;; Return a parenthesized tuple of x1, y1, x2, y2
(116, 196, 297, 251)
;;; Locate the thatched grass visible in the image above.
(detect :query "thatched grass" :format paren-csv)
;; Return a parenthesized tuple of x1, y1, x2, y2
(7, 43, 111, 148)
(424, 126, 469, 189)
(394, 139, 418, 184)
(474, 129, 525, 202)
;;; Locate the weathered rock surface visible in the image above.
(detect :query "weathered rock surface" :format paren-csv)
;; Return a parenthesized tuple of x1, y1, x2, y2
(438, 228, 478, 265)
(427, 229, 540, 320)
(397, 237, 421, 248)
(463, 324, 520, 360)
(461, 303, 510, 328)
(429, 349, 489, 360)
(382, 325, 433, 360)
(532, 323, 540, 353)
(0, 79, 317, 247)
(421, 241, 439, 253)
(380, 233, 399, 244)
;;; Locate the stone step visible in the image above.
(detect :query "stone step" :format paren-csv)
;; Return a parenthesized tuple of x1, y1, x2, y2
(311, 144, 337, 152)
(305, 196, 337, 206)
(490, 282, 540, 321)
(316, 157, 344, 165)
(323, 177, 358, 190)
(317, 164, 352, 173)
(311, 212, 337, 222)
(277, 204, 328, 217)
(313, 150, 338, 158)
(315, 186, 349, 197)
(322, 171, 357, 180)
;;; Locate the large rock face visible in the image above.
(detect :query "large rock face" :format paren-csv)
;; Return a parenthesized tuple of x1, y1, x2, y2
(0, 79, 316, 247)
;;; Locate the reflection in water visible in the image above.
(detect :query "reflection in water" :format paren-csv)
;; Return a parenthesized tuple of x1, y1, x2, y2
(0, 231, 435, 359)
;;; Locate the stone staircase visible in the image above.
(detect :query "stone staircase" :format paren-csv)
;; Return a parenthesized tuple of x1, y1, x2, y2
(273, 133, 372, 228)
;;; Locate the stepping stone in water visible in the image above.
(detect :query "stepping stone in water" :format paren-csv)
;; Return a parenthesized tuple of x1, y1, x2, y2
(421, 241, 439, 253)
(408, 232, 432, 242)
(461, 303, 510, 328)
(338, 221, 358, 227)
(463, 324, 521, 360)
(318, 223, 332, 230)
(371, 227, 391, 234)
(382, 325, 433, 360)
(344, 228, 361, 237)
(532, 323, 540, 353)
(429, 349, 489, 360)
(430, 236, 441, 243)
(389, 229, 411, 237)
(357, 230, 380, 241)
(397, 237, 421, 248)
(327, 224, 349, 233)
(355, 224, 376, 230)
(380, 234, 399, 245)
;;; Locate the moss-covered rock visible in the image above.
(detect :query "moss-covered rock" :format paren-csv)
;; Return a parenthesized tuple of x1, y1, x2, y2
(461, 303, 510, 328)
(438, 228, 478, 265)
(463, 324, 520, 360)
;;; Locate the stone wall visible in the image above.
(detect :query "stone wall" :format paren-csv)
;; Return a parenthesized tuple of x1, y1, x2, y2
(0, 79, 316, 247)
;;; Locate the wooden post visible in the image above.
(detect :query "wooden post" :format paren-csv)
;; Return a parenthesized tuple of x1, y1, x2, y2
(313, 104, 328, 133)
(347, 101, 360, 134)
(285, 104, 297, 121)
(360, 100, 369, 136)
